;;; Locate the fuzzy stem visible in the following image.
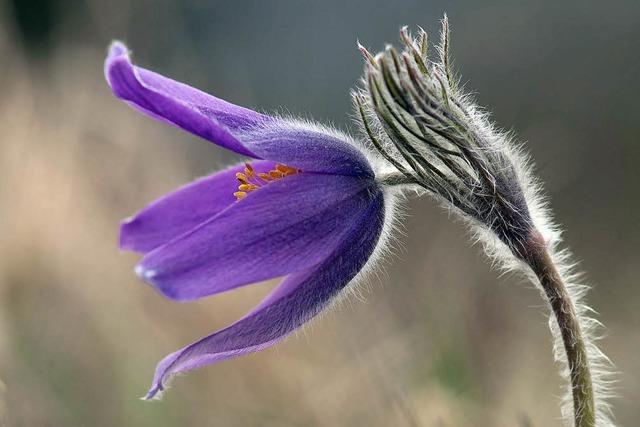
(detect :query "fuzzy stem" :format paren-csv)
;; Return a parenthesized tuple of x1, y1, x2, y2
(523, 231, 595, 427)
(377, 172, 422, 187)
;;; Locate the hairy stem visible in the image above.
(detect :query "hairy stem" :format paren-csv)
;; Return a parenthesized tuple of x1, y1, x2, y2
(524, 231, 595, 427)
(377, 172, 422, 187)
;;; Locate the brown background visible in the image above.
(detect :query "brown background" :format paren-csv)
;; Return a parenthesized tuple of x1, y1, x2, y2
(1, 0, 638, 426)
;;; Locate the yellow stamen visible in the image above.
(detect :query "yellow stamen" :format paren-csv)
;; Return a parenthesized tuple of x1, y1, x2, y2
(236, 172, 249, 184)
(234, 163, 300, 201)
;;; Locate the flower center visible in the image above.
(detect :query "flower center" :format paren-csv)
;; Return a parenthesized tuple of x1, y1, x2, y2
(234, 163, 300, 200)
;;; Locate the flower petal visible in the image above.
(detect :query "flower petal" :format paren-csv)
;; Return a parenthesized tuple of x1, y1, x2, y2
(105, 41, 267, 157)
(105, 42, 374, 177)
(243, 121, 374, 177)
(136, 173, 378, 301)
(145, 189, 385, 399)
(120, 160, 277, 254)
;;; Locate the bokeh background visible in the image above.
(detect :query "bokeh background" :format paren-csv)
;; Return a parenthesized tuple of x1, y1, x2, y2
(1, 0, 638, 426)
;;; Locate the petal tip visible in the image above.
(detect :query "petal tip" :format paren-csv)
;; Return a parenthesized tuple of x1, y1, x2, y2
(143, 383, 164, 401)
(105, 41, 130, 77)
(104, 43, 138, 100)
(135, 264, 157, 281)
(119, 218, 135, 250)
(108, 40, 129, 59)
(134, 263, 195, 301)
(155, 283, 196, 302)
(121, 215, 135, 225)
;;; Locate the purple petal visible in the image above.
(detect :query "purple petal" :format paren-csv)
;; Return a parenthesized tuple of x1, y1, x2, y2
(105, 41, 267, 157)
(105, 42, 374, 177)
(145, 189, 385, 399)
(120, 160, 277, 254)
(136, 173, 378, 301)
(243, 122, 374, 177)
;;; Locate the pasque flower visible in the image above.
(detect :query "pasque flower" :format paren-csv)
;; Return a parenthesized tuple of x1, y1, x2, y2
(105, 42, 396, 399)
(107, 17, 613, 427)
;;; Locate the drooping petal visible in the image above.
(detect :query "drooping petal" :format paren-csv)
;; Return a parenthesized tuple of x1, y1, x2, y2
(105, 42, 374, 177)
(145, 189, 385, 399)
(120, 160, 277, 254)
(136, 173, 378, 301)
(105, 41, 266, 157)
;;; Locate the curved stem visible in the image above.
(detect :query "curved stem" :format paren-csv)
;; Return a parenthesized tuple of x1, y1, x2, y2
(523, 231, 595, 427)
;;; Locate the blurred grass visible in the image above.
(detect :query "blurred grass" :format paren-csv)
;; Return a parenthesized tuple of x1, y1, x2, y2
(0, 1, 639, 426)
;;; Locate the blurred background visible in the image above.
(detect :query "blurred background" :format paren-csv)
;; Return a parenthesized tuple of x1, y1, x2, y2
(1, 0, 638, 426)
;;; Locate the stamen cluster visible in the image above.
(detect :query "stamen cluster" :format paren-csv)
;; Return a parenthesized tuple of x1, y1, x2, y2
(234, 163, 299, 200)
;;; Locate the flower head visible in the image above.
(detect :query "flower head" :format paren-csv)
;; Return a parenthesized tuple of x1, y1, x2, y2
(105, 42, 395, 399)
(107, 16, 615, 426)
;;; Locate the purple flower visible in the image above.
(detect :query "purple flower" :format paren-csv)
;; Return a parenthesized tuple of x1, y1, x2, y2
(105, 42, 395, 399)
